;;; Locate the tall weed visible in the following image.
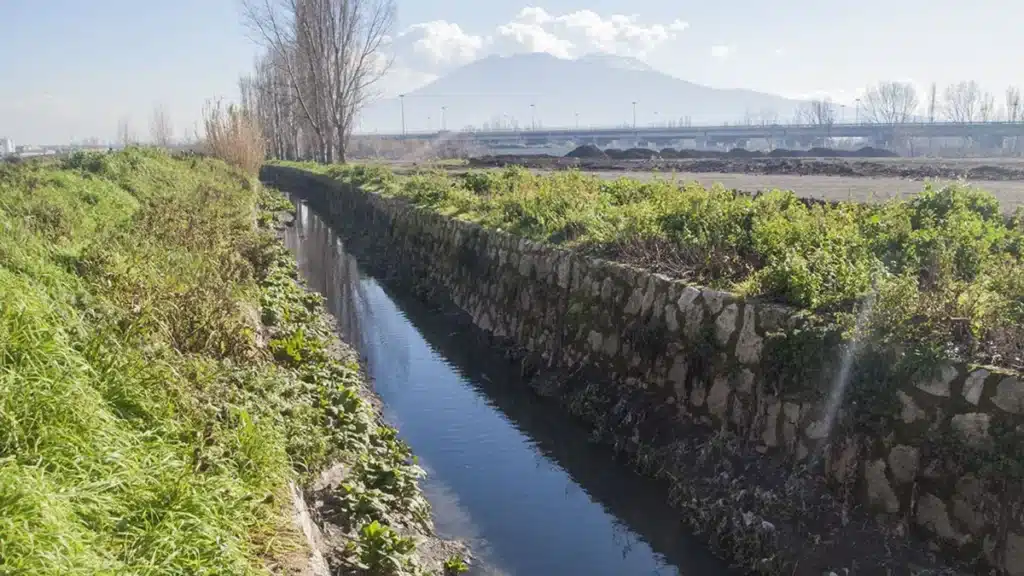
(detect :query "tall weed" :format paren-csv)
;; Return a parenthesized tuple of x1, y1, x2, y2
(202, 99, 266, 176)
(0, 150, 336, 574)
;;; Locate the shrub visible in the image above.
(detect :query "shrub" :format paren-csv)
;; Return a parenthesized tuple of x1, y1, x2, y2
(202, 99, 266, 176)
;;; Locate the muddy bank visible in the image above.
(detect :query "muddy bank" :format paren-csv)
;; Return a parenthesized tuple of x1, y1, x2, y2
(467, 155, 1024, 181)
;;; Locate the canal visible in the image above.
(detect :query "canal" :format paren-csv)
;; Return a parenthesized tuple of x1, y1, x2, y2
(283, 198, 730, 576)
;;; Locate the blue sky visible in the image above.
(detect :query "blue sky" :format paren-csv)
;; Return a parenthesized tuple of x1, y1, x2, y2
(2, 0, 1021, 144)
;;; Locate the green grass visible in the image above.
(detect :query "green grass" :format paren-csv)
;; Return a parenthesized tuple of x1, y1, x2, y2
(278, 161, 1024, 369)
(1, 149, 430, 575)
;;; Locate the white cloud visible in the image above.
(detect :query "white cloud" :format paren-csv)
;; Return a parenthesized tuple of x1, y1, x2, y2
(544, 10, 684, 58)
(391, 20, 485, 72)
(390, 7, 689, 76)
(494, 21, 575, 58)
(710, 45, 736, 59)
(514, 6, 554, 25)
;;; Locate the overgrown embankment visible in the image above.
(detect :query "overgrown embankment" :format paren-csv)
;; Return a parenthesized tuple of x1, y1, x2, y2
(278, 161, 1024, 371)
(0, 149, 460, 575)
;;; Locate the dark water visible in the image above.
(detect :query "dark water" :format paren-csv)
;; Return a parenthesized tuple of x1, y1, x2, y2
(283, 199, 730, 576)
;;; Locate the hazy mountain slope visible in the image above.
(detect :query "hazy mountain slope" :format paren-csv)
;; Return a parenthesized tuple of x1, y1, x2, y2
(359, 53, 803, 133)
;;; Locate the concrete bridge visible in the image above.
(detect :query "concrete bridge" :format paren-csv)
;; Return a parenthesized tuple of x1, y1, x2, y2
(375, 121, 1024, 151)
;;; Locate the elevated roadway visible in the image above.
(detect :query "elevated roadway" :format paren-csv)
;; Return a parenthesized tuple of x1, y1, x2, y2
(374, 121, 1024, 149)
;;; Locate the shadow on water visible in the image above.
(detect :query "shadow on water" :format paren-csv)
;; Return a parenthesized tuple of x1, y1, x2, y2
(284, 199, 731, 576)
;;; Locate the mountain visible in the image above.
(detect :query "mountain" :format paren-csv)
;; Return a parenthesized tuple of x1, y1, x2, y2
(358, 52, 804, 133)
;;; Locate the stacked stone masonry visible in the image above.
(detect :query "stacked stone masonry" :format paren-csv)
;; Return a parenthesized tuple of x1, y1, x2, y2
(265, 166, 1024, 575)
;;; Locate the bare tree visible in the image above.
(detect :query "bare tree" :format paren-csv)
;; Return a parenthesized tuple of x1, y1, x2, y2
(861, 81, 919, 125)
(1007, 86, 1024, 155)
(980, 91, 996, 122)
(150, 104, 174, 147)
(241, 0, 396, 163)
(322, 0, 394, 162)
(242, 0, 330, 161)
(117, 116, 137, 148)
(943, 81, 994, 123)
(795, 99, 836, 146)
(927, 82, 938, 123)
(1006, 86, 1022, 123)
(797, 98, 836, 126)
(240, 52, 300, 159)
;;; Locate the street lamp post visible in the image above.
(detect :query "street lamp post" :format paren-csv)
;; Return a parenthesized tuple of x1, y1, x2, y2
(399, 94, 406, 135)
(855, 98, 861, 124)
(575, 111, 580, 129)
(530, 104, 536, 130)
(632, 101, 638, 146)
(441, 106, 447, 131)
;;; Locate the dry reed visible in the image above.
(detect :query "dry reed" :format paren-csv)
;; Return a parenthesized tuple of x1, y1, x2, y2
(202, 99, 266, 175)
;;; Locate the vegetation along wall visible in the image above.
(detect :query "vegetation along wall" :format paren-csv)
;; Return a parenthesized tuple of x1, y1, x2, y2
(264, 164, 1024, 576)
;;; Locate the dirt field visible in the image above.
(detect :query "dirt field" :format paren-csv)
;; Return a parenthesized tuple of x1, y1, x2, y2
(436, 156, 1024, 211)
(467, 155, 1024, 181)
(580, 170, 1024, 210)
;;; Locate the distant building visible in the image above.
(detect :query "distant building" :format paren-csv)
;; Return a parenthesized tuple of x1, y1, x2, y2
(0, 138, 14, 156)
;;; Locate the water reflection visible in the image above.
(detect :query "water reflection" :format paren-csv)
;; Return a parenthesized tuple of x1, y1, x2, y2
(284, 200, 731, 576)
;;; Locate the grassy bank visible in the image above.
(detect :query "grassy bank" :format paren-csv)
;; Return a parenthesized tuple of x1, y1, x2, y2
(0, 149, 446, 575)
(277, 161, 1024, 369)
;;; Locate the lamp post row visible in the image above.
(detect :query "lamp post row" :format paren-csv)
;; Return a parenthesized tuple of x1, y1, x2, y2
(396, 99, 873, 134)
(395, 99, 642, 134)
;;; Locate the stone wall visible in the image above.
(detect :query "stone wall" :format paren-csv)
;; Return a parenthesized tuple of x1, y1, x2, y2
(264, 165, 1024, 575)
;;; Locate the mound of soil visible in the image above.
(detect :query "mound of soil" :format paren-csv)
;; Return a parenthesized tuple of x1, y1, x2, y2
(805, 147, 841, 158)
(727, 148, 759, 158)
(623, 147, 660, 160)
(603, 148, 659, 160)
(853, 146, 899, 158)
(676, 149, 724, 159)
(965, 165, 1024, 180)
(566, 144, 607, 159)
(467, 153, 559, 168)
